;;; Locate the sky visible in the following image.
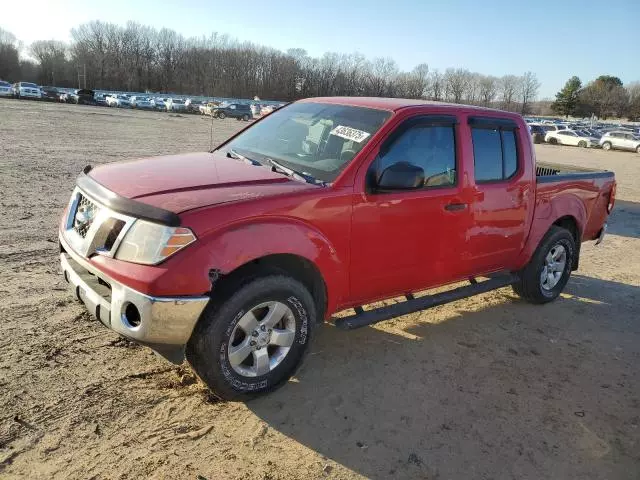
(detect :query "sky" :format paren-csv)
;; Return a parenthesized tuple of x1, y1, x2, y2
(2, 0, 639, 98)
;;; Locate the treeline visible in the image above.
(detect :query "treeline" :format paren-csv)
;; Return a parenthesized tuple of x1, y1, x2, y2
(552, 75, 640, 120)
(1, 21, 542, 111)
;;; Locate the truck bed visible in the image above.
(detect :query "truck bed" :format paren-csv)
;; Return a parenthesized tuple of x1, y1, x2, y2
(534, 162, 615, 242)
(536, 162, 614, 183)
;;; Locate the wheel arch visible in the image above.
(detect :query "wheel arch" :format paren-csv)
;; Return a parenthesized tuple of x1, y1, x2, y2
(520, 193, 586, 271)
(208, 253, 328, 323)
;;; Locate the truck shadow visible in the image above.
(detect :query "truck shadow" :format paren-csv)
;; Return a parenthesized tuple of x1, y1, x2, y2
(607, 200, 640, 238)
(248, 275, 639, 479)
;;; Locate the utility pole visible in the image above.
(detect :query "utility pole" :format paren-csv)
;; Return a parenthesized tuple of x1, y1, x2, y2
(77, 64, 87, 89)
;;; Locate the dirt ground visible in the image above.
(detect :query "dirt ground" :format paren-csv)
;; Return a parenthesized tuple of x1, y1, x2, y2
(0, 100, 638, 480)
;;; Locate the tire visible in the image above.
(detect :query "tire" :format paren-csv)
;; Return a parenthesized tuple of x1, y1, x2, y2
(186, 275, 316, 400)
(512, 226, 575, 304)
(636, 145, 640, 154)
(578, 140, 587, 148)
(242, 114, 250, 121)
(549, 137, 558, 145)
(218, 111, 226, 119)
(602, 142, 612, 151)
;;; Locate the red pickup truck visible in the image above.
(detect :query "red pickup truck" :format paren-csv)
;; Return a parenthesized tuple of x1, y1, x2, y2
(59, 97, 615, 399)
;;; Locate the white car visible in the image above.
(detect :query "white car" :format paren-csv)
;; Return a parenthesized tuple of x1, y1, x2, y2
(599, 131, 640, 153)
(0, 80, 13, 97)
(545, 129, 600, 148)
(165, 98, 187, 112)
(106, 94, 131, 108)
(130, 96, 154, 109)
(13, 82, 41, 99)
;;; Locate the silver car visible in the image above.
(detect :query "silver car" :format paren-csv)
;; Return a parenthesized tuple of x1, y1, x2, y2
(599, 131, 640, 153)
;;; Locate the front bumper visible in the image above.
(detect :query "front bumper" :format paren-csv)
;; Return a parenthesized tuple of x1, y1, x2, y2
(60, 234, 209, 363)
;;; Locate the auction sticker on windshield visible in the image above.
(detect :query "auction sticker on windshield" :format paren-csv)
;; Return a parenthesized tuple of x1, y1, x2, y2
(330, 125, 371, 143)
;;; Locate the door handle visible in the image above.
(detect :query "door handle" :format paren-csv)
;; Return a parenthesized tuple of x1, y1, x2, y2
(444, 202, 467, 212)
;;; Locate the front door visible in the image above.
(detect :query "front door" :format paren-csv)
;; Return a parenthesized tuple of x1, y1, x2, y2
(350, 115, 471, 304)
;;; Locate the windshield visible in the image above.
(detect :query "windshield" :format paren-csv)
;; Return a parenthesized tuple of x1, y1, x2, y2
(21, 83, 38, 88)
(172, 99, 185, 104)
(224, 102, 391, 183)
(0, 81, 11, 87)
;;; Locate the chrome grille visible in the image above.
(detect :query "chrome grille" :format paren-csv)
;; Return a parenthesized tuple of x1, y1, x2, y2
(73, 194, 100, 238)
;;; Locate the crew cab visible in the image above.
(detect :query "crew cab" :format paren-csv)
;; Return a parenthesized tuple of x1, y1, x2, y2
(59, 97, 616, 400)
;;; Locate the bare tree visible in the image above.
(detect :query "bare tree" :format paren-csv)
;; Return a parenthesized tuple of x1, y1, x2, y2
(520, 71, 540, 114)
(478, 75, 498, 106)
(499, 75, 521, 111)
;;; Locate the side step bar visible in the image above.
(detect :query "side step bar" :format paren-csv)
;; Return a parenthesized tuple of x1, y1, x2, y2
(334, 273, 519, 330)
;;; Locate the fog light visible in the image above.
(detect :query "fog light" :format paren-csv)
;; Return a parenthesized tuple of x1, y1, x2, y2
(123, 302, 141, 328)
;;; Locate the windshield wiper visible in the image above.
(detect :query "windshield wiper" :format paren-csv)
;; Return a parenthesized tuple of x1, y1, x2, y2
(226, 149, 262, 166)
(268, 158, 326, 186)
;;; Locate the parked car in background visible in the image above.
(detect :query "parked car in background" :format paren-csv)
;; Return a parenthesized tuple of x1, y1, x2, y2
(106, 94, 131, 108)
(130, 96, 154, 109)
(150, 98, 167, 110)
(185, 98, 202, 113)
(0, 80, 13, 97)
(541, 124, 568, 134)
(95, 93, 109, 107)
(40, 86, 61, 102)
(600, 131, 640, 153)
(69, 89, 96, 105)
(212, 103, 252, 120)
(13, 82, 41, 99)
(545, 129, 600, 148)
(529, 124, 546, 144)
(166, 98, 188, 112)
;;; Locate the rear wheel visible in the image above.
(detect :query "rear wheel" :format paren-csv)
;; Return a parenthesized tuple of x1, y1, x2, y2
(602, 141, 612, 151)
(242, 114, 250, 121)
(186, 275, 316, 400)
(512, 226, 575, 304)
(578, 140, 587, 148)
(636, 145, 640, 154)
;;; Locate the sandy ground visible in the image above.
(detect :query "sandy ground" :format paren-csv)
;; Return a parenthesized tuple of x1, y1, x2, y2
(0, 100, 638, 480)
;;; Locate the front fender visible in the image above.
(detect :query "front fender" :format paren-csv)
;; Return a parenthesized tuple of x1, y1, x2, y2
(518, 192, 587, 269)
(202, 218, 349, 314)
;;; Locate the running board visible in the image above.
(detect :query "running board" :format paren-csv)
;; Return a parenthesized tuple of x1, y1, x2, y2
(334, 274, 519, 330)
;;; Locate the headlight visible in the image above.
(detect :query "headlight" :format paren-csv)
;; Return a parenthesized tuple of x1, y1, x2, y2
(115, 220, 196, 265)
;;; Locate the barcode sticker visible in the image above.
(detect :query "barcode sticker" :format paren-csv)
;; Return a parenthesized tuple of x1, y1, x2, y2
(329, 125, 371, 143)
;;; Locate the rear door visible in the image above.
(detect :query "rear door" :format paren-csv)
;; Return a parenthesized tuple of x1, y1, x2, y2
(350, 114, 471, 302)
(465, 116, 532, 273)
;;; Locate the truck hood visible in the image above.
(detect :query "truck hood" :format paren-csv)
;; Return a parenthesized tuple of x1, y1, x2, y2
(88, 152, 317, 213)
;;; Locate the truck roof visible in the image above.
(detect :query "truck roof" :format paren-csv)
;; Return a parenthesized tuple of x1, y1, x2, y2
(301, 96, 513, 115)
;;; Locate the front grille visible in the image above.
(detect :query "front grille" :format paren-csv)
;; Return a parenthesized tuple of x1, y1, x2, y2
(73, 194, 100, 238)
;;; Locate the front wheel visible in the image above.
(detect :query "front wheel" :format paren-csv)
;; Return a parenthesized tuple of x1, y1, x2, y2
(548, 137, 558, 145)
(242, 114, 250, 121)
(217, 111, 226, 119)
(602, 142, 612, 151)
(186, 275, 316, 400)
(636, 145, 640, 154)
(512, 226, 575, 304)
(578, 140, 587, 148)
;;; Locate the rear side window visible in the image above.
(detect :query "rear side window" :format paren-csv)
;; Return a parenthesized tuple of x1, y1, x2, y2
(470, 117, 519, 183)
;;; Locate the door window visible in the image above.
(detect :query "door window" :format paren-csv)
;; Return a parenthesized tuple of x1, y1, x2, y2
(375, 123, 457, 188)
(470, 118, 520, 182)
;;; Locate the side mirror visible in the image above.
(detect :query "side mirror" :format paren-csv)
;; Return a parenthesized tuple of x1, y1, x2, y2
(377, 162, 425, 190)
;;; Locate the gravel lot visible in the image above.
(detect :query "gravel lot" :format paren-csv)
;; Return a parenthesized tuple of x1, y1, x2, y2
(0, 99, 638, 479)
